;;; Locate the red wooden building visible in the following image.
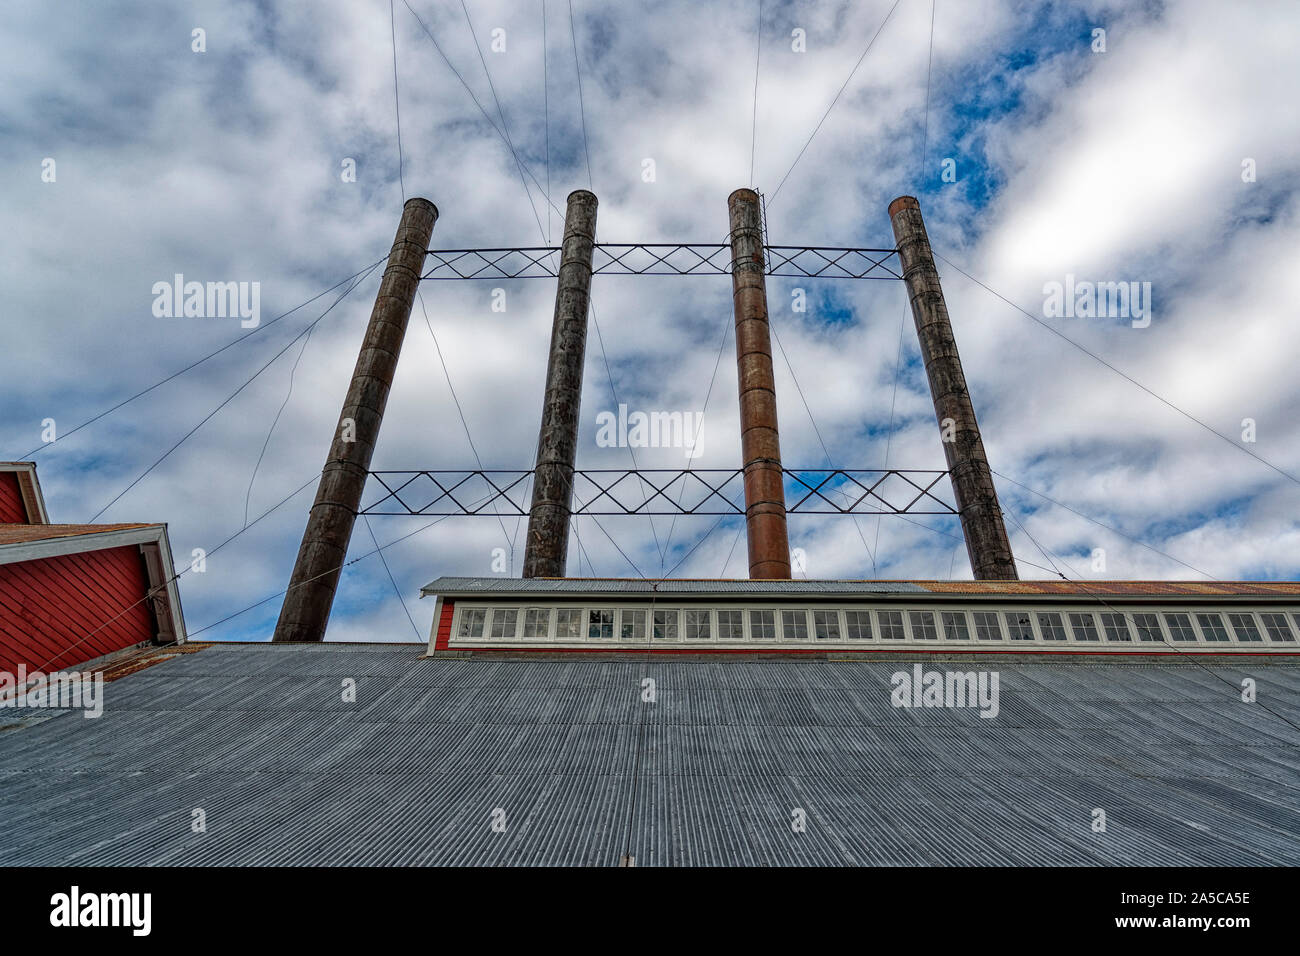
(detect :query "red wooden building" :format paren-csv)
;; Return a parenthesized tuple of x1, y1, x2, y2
(0, 462, 186, 675)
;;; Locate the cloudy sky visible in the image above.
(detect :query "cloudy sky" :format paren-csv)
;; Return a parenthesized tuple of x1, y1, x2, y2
(3, 0, 1298, 643)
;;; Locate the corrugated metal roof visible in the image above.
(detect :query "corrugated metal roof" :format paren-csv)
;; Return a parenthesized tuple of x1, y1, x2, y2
(422, 577, 931, 596)
(0, 522, 156, 546)
(422, 576, 1300, 599)
(915, 580, 1300, 596)
(1, 643, 1297, 866)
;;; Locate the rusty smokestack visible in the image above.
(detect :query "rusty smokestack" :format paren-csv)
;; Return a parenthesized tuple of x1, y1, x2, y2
(523, 189, 599, 578)
(888, 196, 1018, 580)
(728, 188, 791, 579)
(273, 198, 438, 641)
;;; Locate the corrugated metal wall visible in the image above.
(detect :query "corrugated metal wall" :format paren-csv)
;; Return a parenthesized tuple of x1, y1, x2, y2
(0, 473, 27, 524)
(0, 545, 155, 672)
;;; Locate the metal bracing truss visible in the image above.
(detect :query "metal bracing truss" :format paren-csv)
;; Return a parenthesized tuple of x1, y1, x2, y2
(360, 469, 955, 517)
(420, 245, 902, 280)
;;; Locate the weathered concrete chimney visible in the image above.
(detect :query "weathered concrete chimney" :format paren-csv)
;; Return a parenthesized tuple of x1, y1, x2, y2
(888, 196, 1018, 580)
(274, 198, 438, 642)
(728, 188, 791, 579)
(523, 190, 599, 578)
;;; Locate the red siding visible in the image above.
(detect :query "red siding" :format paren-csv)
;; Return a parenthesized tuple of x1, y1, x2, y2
(0, 473, 27, 523)
(435, 599, 455, 650)
(0, 545, 155, 673)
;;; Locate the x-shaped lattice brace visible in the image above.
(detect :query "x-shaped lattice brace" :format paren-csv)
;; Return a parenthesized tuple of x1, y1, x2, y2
(569, 469, 747, 515)
(422, 248, 560, 280)
(418, 245, 903, 280)
(764, 247, 902, 280)
(784, 470, 954, 515)
(591, 244, 735, 276)
(364, 471, 533, 515)
(361, 469, 953, 516)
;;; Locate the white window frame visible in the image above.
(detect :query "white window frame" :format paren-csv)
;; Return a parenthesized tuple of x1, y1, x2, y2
(1002, 610, 1037, 642)
(445, 601, 1300, 650)
(1194, 611, 1232, 644)
(843, 609, 874, 641)
(939, 610, 971, 641)
(1098, 611, 1133, 643)
(652, 608, 681, 641)
(1066, 611, 1101, 643)
(715, 608, 746, 642)
(683, 608, 713, 641)
(780, 609, 811, 640)
(1259, 611, 1298, 643)
(1226, 611, 1264, 643)
(1128, 611, 1165, 644)
(1035, 610, 1069, 642)
(908, 610, 940, 641)
(457, 606, 488, 640)
(748, 608, 778, 642)
(971, 610, 1005, 642)
(554, 606, 583, 640)
(521, 606, 552, 640)
(876, 609, 907, 642)
(586, 607, 616, 640)
(619, 608, 648, 641)
(812, 609, 842, 640)
(1161, 610, 1200, 644)
(488, 607, 521, 640)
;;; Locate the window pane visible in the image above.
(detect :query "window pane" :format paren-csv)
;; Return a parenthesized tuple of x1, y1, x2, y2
(684, 610, 712, 640)
(941, 611, 970, 640)
(749, 610, 776, 640)
(844, 611, 873, 640)
(1132, 613, 1162, 642)
(717, 610, 745, 640)
(1100, 612, 1131, 642)
(620, 609, 646, 640)
(1036, 612, 1067, 641)
(1260, 612, 1296, 643)
(555, 608, 582, 639)
(878, 611, 905, 641)
(909, 611, 938, 640)
(1164, 613, 1197, 642)
(1068, 613, 1099, 642)
(782, 610, 809, 640)
(973, 611, 1002, 641)
(458, 608, 486, 638)
(1196, 613, 1230, 642)
(490, 608, 518, 639)
(587, 609, 614, 639)
(1227, 613, 1262, 642)
(813, 610, 840, 640)
(1004, 612, 1035, 641)
(522, 608, 551, 639)
(653, 610, 679, 640)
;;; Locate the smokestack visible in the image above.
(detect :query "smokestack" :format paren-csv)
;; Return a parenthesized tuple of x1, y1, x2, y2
(888, 196, 1018, 580)
(274, 198, 438, 642)
(523, 189, 599, 578)
(728, 188, 791, 579)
